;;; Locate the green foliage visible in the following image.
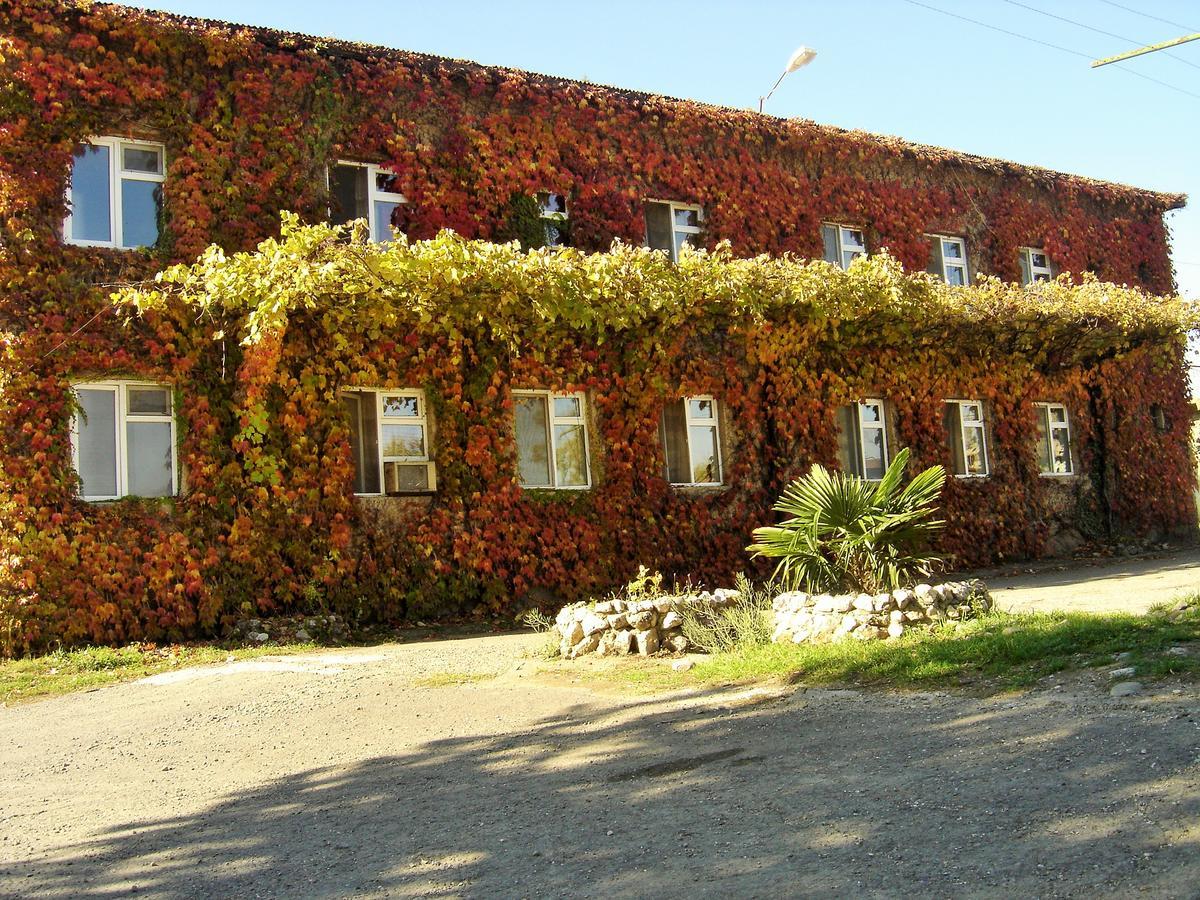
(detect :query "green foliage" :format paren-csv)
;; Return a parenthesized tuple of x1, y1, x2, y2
(676, 600, 1200, 691)
(678, 574, 774, 654)
(747, 449, 946, 594)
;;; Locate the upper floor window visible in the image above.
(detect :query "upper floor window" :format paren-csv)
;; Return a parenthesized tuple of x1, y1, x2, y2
(65, 137, 165, 249)
(514, 391, 591, 489)
(341, 389, 436, 495)
(822, 223, 866, 270)
(928, 235, 968, 285)
(1019, 247, 1054, 285)
(328, 162, 406, 243)
(944, 399, 989, 477)
(661, 396, 723, 486)
(645, 200, 702, 261)
(537, 192, 569, 247)
(836, 400, 890, 480)
(72, 382, 176, 501)
(1034, 402, 1072, 476)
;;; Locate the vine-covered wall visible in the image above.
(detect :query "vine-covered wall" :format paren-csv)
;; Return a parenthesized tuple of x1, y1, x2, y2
(0, 2, 1193, 653)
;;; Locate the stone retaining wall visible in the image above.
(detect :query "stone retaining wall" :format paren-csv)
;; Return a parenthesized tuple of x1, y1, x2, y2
(554, 590, 740, 658)
(555, 580, 992, 658)
(772, 580, 992, 644)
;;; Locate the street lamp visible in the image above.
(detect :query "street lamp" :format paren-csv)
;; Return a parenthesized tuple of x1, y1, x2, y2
(759, 46, 818, 113)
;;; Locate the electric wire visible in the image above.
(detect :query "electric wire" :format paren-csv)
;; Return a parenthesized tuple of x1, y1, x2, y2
(1000, 0, 1200, 70)
(1094, 0, 1199, 34)
(898, 0, 1200, 101)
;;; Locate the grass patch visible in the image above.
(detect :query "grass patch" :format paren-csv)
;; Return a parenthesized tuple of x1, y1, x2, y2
(412, 670, 498, 687)
(0, 642, 317, 705)
(631, 599, 1200, 693)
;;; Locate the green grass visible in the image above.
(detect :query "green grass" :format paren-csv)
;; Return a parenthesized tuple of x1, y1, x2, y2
(411, 670, 498, 687)
(630, 599, 1200, 693)
(0, 642, 317, 705)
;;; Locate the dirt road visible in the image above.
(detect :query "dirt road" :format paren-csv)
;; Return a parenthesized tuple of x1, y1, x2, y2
(2, 628, 1199, 899)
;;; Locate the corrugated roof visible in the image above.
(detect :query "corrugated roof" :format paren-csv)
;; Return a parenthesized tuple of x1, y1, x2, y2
(85, 1, 1186, 211)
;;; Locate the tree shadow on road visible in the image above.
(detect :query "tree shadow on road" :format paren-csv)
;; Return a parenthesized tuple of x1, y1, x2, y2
(8, 685, 1200, 898)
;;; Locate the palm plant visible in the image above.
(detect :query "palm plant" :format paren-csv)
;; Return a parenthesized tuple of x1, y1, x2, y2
(747, 448, 946, 594)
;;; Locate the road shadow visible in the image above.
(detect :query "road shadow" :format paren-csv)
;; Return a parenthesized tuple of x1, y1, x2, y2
(5, 685, 1198, 898)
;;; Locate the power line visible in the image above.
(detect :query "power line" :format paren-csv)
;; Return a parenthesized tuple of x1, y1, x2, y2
(1094, 0, 1199, 34)
(1000, 0, 1200, 69)
(898, 0, 1200, 101)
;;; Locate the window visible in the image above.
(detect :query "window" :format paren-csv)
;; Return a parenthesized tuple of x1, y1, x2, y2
(1034, 403, 1072, 475)
(341, 389, 436, 494)
(645, 200, 702, 261)
(822, 223, 866, 270)
(1150, 404, 1170, 433)
(71, 382, 176, 500)
(65, 137, 165, 249)
(928, 235, 968, 285)
(537, 192, 569, 247)
(1018, 247, 1053, 285)
(513, 391, 591, 489)
(944, 400, 989, 477)
(328, 162, 406, 243)
(661, 396, 723, 486)
(836, 400, 890, 480)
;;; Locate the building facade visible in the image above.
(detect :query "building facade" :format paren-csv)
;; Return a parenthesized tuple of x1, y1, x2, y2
(0, 1, 1193, 652)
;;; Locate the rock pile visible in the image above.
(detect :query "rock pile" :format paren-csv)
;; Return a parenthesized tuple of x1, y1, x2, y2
(554, 589, 741, 658)
(230, 614, 350, 646)
(772, 580, 992, 644)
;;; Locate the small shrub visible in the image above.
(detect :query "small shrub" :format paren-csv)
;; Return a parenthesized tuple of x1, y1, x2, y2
(679, 574, 774, 654)
(747, 448, 945, 594)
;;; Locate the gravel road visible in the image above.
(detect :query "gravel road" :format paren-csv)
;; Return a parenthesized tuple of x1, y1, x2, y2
(2, 628, 1199, 899)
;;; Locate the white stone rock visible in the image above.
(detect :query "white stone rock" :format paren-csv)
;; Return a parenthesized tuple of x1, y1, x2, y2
(661, 610, 683, 630)
(581, 613, 607, 636)
(1108, 666, 1137, 679)
(626, 609, 657, 630)
(815, 595, 852, 614)
(562, 619, 584, 646)
(889, 610, 904, 624)
(594, 601, 616, 615)
(892, 589, 913, 609)
(606, 613, 629, 630)
(873, 593, 892, 612)
(569, 633, 601, 658)
(1109, 681, 1143, 698)
(914, 583, 933, 598)
(556, 606, 575, 628)
(665, 633, 690, 654)
(635, 629, 660, 656)
(853, 593, 875, 612)
(672, 658, 695, 672)
(887, 622, 905, 639)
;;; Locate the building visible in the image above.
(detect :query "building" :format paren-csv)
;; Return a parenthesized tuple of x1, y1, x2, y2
(0, 0, 1193, 652)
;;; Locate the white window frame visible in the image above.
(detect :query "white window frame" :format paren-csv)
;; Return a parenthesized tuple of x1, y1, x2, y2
(1020, 247, 1053, 284)
(856, 399, 889, 481)
(645, 199, 703, 262)
(70, 381, 177, 501)
(342, 387, 436, 496)
(948, 399, 989, 478)
(665, 395, 724, 487)
(64, 136, 166, 249)
(823, 223, 867, 270)
(1034, 402, 1073, 476)
(327, 161, 407, 243)
(537, 191, 569, 247)
(930, 234, 969, 285)
(513, 390, 593, 490)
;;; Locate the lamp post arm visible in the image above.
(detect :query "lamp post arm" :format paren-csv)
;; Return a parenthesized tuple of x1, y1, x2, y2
(758, 70, 790, 113)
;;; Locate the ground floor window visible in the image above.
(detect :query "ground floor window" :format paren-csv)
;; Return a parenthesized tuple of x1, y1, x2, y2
(72, 382, 176, 500)
(341, 389, 436, 494)
(661, 396, 723, 485)
(836, 400, 889, 480)
(1034, 402, 1073, 475)
(514, 391, 591, 489)
(944, 399, 989, 477)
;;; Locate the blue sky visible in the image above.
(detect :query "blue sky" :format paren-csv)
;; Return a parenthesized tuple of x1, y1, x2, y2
(131, 0, 1199, 299)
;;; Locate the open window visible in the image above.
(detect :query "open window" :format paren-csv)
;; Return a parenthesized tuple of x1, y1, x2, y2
(661, 396, 723, 486)
(927, 235, 969, 285)
(537, 192, 569, 247)
(836, 400, 890, 480)
(513, 391, 591, 489)
(328, 161, 406, 242)
(944, 399, 990, 477)
(341, 389, 436, 495)
(1034, 402, 1073, 475)
(822, 223, 866, 270)
(1018, 247, 1054, 285)
(71, 382, 176, 500)
(645, 201, 703, 261)
(65, 137, 165, 249)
